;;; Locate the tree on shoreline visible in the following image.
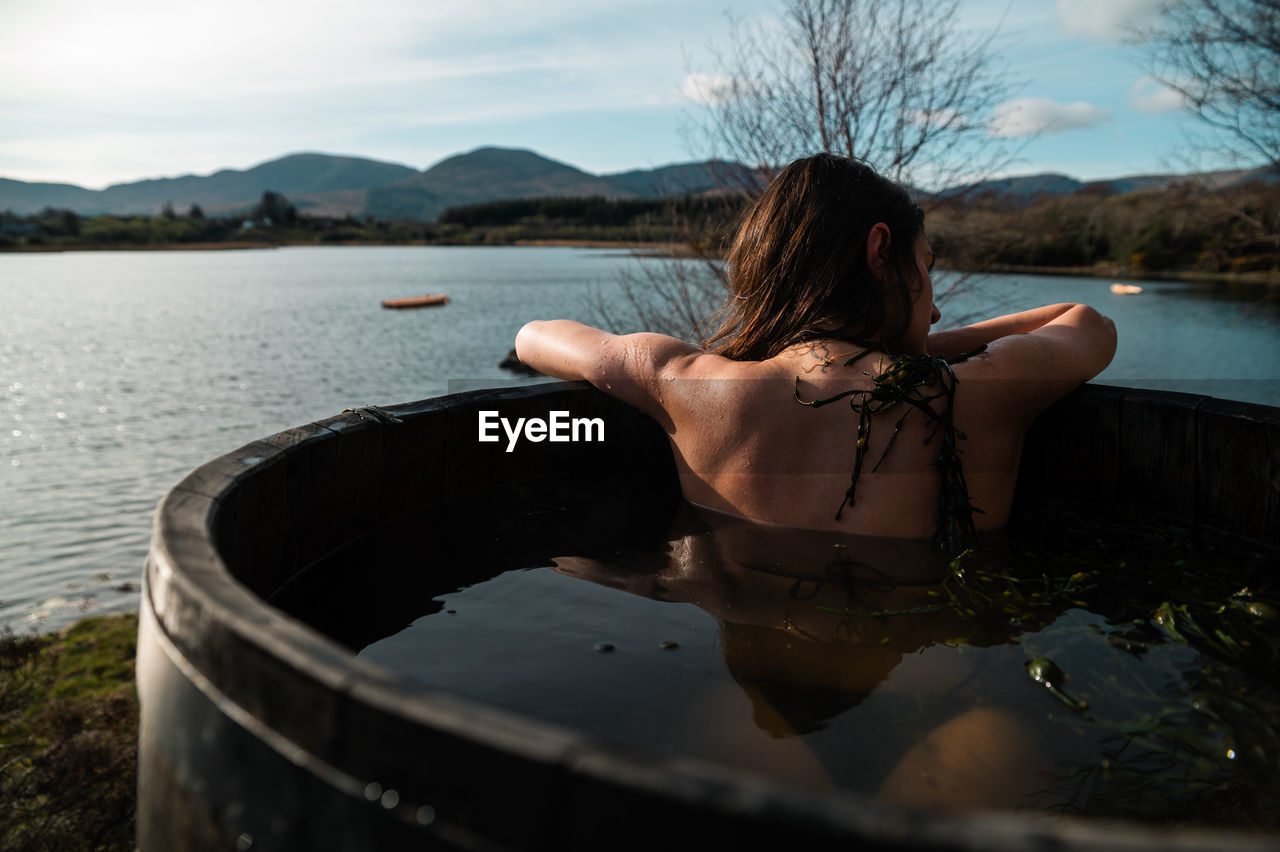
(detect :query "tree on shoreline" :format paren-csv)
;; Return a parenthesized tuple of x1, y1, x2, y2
(251, 191, 298, 227)
(689, 0, 1014, 194)
(1132, 0, 1279, 169)
(1129, 0, 1280, 264)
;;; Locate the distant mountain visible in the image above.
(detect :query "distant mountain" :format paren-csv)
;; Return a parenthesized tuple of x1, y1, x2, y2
(602, 159, 760, 196)
(5, 147, 1275, 221)
(363, 148, 766, 220)
(0, 179, 102, 214)
(948, 165, 1278, 204)
(943, 173, 1085, 203)
(0, 147, 745, 221)
(0, 153, 417, 217)
(364, 147, 628, 221)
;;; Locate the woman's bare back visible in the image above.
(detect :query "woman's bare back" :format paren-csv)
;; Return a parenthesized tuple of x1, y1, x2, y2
(515, 301, 1114, 548)
(662, 343, 1018, 541)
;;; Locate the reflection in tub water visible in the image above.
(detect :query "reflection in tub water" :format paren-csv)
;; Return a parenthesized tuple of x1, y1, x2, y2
(271, 483, 1280, 827)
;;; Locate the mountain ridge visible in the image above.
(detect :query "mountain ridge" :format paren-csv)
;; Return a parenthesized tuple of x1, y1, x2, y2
(2, 147, 1274, 221)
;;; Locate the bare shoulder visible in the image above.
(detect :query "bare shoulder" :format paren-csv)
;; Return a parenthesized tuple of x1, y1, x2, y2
(627, 335, 757, 428)
(614, 332, 711, 376)
(525, 323, 744, 431)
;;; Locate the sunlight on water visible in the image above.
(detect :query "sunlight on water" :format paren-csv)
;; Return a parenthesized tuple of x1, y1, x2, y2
(0, 247, 637, 628)
(1, 247, 1278, 630)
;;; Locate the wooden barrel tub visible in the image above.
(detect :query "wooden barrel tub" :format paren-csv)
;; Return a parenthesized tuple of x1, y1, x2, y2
(137, 383, 1280, 851)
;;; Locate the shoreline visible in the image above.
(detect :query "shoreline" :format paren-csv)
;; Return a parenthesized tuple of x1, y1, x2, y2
(0, 239, 682, 254)
(512, 238, 679, 250)
(969, 262, 1280, 286)
(0, 240, 280, 253)
(2, 240, 1276, 284)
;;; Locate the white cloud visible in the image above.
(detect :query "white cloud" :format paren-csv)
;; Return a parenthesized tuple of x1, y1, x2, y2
(1128, 76, 1189, 113)
(679, 73, 736, 106)
(1054, 0, 1164, 39)
(911, 108, 967, 130)
(0, 1, 613, 105)
(989, 97, 1113, 137)
(0, 0, 736, 185)
(0, 132, 288, 189)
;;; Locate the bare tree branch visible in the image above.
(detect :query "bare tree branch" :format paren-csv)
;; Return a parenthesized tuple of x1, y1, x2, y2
(1132, 0, 1280, 168)
(601, 0, 1018, 341)
(690, 0, 1016, 194)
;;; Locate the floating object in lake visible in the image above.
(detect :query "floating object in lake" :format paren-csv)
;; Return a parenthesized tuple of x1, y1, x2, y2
(381, 293, 449, 309)
(1110, 283, 1144, 295)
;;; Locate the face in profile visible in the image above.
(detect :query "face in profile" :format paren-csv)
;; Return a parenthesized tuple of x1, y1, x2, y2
(881, 232, 940, 353)
(913, 234, 942, 339)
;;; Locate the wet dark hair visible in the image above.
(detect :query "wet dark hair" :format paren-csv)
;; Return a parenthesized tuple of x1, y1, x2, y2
(703, 153, 925, 361)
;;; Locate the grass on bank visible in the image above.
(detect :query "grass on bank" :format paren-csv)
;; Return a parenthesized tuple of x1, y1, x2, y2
(0, 613, 138, 852)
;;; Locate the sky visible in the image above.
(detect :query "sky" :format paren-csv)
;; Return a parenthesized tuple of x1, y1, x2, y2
(0, 0, 1247, 190)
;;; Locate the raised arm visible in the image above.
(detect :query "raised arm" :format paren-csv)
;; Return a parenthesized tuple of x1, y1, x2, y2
(514, 320, 704, 430)
(938, 303, 1117, 420)
(928, 303, 1092, 357)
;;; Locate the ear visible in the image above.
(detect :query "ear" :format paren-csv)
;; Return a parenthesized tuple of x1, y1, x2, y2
(866, 223, 891, 275)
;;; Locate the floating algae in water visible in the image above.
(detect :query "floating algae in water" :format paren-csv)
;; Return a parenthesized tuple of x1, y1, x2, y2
(340, 482, 1280, 827)
(811, 496, 1279, 824)
(794, 345, 987, 555)
(1025, 657, 1089, 712)
(988, 500, 1280, 824)
(1030, 651, 1280, 823)
(817, 544, 1101, 638)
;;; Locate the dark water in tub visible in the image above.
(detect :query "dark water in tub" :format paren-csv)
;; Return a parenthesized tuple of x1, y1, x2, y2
(272, 480, 1280, 826)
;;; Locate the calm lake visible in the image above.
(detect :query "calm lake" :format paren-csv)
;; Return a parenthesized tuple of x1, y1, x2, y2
(1, 246, 1278, 631)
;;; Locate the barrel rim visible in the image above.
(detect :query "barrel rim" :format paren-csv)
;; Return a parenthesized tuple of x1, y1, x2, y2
(143, 381, 1280, 849)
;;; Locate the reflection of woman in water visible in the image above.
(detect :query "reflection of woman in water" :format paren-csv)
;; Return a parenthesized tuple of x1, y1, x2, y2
(518, 153, 1116, 808)
(551, 504, 1052, 807)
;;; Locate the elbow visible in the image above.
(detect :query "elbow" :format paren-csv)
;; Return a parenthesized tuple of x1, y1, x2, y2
(514, 320, 546, 364)
(1079, 303, 1116, 343)
(1072, 304, 1118, 375)
(1100, 311, 1117, 354)
(514, 319, 603, 383)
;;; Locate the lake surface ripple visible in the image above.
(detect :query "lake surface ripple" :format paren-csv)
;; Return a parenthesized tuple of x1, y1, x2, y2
(1, 246, 1277, 630)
